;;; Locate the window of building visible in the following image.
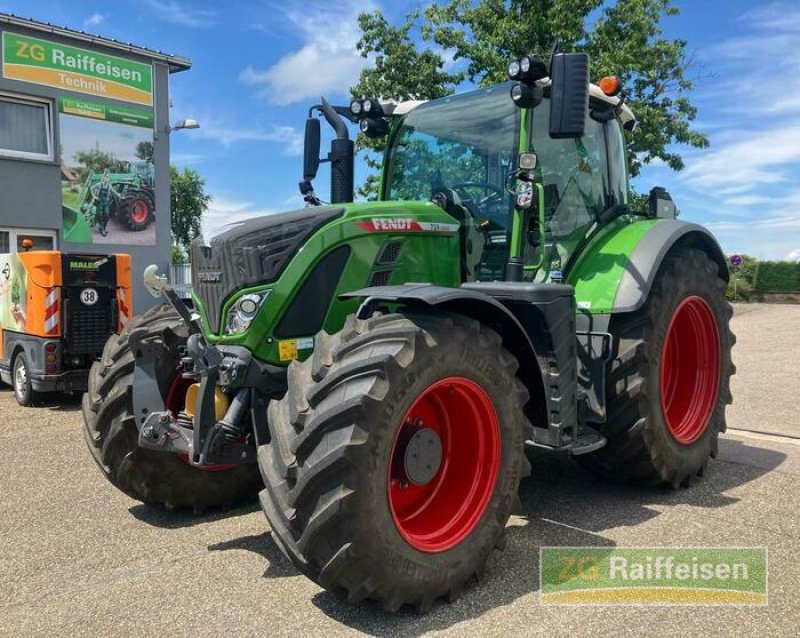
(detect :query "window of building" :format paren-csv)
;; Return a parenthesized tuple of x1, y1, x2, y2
(0, 228, 57, 254)
(0, 94, 53, 161)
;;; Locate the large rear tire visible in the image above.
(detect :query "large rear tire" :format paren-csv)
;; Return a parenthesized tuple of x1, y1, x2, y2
(259, 311, 532, 612)
(82, 304, 261, 511)
(576, 247, 735, 487)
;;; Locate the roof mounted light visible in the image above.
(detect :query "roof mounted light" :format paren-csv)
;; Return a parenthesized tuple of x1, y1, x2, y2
(506, 54, 548, 83)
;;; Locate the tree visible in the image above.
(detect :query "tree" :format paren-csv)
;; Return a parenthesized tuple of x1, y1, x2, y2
(73, 145, 124, 180)
(352, 0, 707, 195)
(352, 10, 458, 198)
(135, 141, 154, 161)
(170, 166, 210, 260)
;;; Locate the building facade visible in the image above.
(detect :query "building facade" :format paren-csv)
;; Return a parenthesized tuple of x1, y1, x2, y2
(0, 13, 191, 313)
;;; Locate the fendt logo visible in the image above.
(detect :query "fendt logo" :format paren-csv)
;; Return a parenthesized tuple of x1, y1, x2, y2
(373, 218, 414, 231)
(356, 219, 460, 234)
(197, 271, 223, 283)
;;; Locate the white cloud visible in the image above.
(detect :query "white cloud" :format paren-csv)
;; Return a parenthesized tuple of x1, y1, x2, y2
(786, 248, 800, 261)
(84, 13, 105, 28)
(140, 0, 214, 27)
(192, 119, 303, 155)
(202, 197, 276, 238)
(239, 1, 375, 105)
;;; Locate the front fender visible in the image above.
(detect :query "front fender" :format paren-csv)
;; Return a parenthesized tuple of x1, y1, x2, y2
(568, 218, 728, 314)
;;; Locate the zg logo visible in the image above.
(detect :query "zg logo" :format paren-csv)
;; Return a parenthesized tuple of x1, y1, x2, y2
(558, 554, 600, 583)
(15, 40, 46, 63)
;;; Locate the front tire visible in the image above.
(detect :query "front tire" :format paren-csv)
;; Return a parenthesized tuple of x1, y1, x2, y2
(259, 312, 532, 612)
(576, 247, 735, 487)
(82, 304, 261, 511)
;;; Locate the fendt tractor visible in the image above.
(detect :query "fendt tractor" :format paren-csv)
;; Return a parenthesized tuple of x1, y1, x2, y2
(1, 247, 131, 406)
(83, 48, 734, 612)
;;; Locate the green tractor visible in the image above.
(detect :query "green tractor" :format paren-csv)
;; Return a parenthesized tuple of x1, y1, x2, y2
(83, 49, 734, 612)
(77, 160, 156, 231)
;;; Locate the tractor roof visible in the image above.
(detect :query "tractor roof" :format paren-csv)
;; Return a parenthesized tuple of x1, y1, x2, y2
(386, 81, 636, 129)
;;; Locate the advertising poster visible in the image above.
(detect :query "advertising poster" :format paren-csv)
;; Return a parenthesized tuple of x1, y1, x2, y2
(0, 253, 27, 333)
(59, 97, 157, 246)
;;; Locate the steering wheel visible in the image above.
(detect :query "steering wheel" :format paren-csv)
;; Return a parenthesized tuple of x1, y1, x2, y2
(450, 181, 506, 218)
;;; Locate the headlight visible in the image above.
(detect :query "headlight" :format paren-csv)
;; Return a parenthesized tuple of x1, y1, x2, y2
(507, 60, 521, 79)
(226, 291, 270, 335)
(350, 100, 362, 116)
(516, 181, 534, 209)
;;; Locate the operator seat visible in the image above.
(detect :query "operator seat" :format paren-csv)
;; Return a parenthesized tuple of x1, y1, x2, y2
(431, 188, 485, 282)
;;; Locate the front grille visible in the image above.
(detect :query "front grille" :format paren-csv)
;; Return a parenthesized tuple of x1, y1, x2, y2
(192, 206, 345, 333)
(68, 306, 111, 355)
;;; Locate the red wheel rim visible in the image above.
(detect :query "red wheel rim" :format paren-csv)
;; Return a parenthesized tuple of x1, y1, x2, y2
(166, 375, 235, 472)
(660, 296, 721, 444)
(387, 376, 500, 553)
(130, 200, 149, 223)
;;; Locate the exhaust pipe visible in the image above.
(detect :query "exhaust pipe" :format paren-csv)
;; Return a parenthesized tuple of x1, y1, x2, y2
(320, 97, 354, 204)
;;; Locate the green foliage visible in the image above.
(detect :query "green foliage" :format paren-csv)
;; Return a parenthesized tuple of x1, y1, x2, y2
(135, 141, 154, 161)
(753, 261, 800, 293)
(170, 166, 210, 253)
(726, 276, 751, 302)
(73, 146, 124, 181)
(10, 274, 21, 306)
(171, 244, 188, 265)
(352, 0, 708, 196)
(352, 10, 458, 199)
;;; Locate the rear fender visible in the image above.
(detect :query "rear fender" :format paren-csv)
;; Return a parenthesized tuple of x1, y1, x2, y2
(569, 219, 728, 314)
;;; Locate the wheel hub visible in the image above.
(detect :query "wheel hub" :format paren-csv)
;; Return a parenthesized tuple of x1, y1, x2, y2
(402, 427, 442, 486)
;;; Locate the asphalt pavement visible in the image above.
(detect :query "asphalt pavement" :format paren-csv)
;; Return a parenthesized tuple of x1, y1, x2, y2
(0, 303, 798, 637)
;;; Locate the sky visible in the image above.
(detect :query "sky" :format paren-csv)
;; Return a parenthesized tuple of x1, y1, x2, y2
(2, 0, 799, 261)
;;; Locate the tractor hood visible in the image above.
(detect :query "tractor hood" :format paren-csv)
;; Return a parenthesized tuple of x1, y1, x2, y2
(191, 206, 345, 333)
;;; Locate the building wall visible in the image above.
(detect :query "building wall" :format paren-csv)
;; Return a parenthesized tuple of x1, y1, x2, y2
(0, 23, 176, 314)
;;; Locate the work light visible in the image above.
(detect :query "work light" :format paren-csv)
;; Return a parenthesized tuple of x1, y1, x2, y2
(510, 82, 542, 108)
(350, 100, 363, 116)
(507, 60, 521, 80)
(359, 117, 389, 138)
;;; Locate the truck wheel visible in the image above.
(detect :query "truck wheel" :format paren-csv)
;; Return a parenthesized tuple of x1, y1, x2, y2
(576, 247, 734, 488)
(82, 304, 261, 511)
(259, 312, 532, 612)
(123, 191, 154, 231)
(13, 352, 39, 407)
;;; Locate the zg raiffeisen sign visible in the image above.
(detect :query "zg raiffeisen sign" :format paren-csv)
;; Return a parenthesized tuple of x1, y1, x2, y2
(2, 32, 153, 106)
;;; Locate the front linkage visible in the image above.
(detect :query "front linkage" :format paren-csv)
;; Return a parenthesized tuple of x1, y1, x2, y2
(131, 268, 281, 468)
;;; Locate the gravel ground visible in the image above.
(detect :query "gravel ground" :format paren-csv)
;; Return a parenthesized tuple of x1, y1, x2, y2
(0, 304, 798, 637)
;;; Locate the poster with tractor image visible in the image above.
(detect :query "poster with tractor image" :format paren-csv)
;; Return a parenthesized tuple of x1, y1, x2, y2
(59, 97, 156, 246)
(0, 254, 27, 333)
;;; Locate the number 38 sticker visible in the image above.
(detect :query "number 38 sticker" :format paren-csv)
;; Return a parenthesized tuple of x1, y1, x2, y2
(80, 288, 99, 305)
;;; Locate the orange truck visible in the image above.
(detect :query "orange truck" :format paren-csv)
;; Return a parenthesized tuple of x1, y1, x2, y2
(0, 249, 131, 405)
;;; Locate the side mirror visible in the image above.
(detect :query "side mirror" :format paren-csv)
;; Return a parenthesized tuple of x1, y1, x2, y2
(648, 186, 677, 218)
(303, 117, 321, 181)
(549, 52, 589, 139)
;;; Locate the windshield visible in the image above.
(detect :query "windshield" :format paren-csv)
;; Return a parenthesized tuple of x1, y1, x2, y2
(384, 83, 519, 230)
